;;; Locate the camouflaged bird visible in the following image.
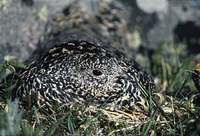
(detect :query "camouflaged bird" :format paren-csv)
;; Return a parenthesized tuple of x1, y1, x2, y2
(0, 0, 154, 113)
(11, 32, 154, 113)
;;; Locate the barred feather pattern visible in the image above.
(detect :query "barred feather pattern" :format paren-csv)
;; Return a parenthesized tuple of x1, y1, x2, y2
(13, 40, 154, 112)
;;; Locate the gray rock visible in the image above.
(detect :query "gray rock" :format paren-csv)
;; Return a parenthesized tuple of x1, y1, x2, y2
(133, 0, 200, 50)
(1, 0, 200, 64)
(0, 0, 72, 63)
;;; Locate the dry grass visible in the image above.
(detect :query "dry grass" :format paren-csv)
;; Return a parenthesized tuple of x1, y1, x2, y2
(0, 42, 200, 136)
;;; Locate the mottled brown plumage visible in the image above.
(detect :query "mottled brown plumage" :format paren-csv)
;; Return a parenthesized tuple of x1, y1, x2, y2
(12, 33, 154, 113)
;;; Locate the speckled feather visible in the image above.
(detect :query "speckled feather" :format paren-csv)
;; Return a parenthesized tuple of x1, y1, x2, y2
(12, 34, 154, 113)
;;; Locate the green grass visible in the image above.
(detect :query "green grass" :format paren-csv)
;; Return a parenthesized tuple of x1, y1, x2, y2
(0, 42, 200, 136)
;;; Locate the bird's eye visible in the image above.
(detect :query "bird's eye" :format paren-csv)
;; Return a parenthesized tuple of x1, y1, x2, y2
(92, 70, 103, 76)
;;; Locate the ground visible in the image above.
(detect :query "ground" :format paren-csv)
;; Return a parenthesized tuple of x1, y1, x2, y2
(0, 0, 200, 136)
